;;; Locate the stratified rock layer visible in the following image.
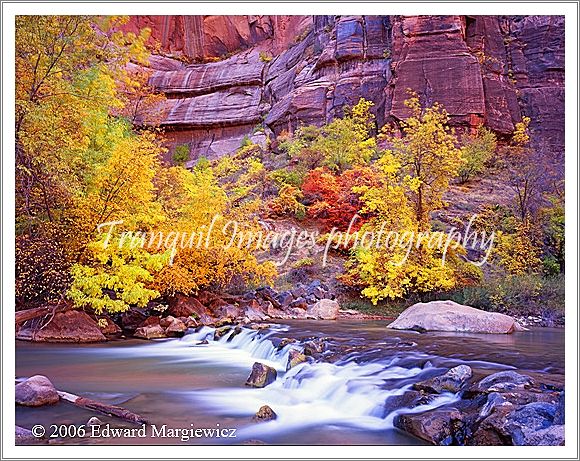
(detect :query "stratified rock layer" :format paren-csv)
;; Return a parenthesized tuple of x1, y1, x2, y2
(125, 15, 564, 164)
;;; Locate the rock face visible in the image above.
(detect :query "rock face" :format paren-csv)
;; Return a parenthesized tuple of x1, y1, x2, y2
(387, 300, 526, 334)
(17, 310, 106, 343)
(125, 15, 564, 163)
(122, 16, 311, 62)
(16, 375, 60, 407)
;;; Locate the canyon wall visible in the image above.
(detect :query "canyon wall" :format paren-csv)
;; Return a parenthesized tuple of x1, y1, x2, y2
(126, 15, 564, 164)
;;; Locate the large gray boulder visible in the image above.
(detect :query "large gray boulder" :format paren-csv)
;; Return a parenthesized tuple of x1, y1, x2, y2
(16, 375, 59, 407)
(388, 300, 526, 334)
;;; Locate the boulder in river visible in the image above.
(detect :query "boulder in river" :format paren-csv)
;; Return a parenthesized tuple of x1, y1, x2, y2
(307, 299, 339, 320)
(245, 362, 277, 388)
(387, 300, 526, 334)
(17, 310, 106, 343)
(16, 375, 59, 407)
(414, 365, 473, 394)
(286, 349, 308, 370)
(252, 405, 277, 422)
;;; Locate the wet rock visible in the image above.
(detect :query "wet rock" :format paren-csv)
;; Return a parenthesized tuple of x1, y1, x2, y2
(214, 325, 232, 340)
(394, 408, 465, 445)
(87, 416, 103, 427)
(216, 304, 242, 320)
(226, 326, 243, 342)
(140, 315, 161, 327)
(291, 284, 307, 299)
(179, 316, 198, 328)
(286, 349, 308, 370)
(470, 406, 513, 445)
(554, 391, 565, 425)
(244, 301, 269, 322)
(414, 365, 472, 394)
(474, 370, 534, 393)
(506, 402, 559, 445)
(383, 390, 423, 414)
(120, 307, 149, 333)
(307, 299, 340, 320)
(213, 317, 235, 328)
(18, 310, 107, 343)
(167, 294, 212, 324)
(289, 298, 308, 310)
(16, 426, 45, 445)
(388, 300, 526, 334)
(275, 291, 294, 308)
(134, 324, 166, 340)
(276, 337, 298, 350)
(478, 392, 512, 420)
(303, 339, 326, 357)
(159, 315, 175, 328)
(245, 362, 277, 388)
(16, 375, 59, 407)
(97, 315, 122, 336)
(165, 317, 188, 337)
(252, 405, 277, 422)
(197, 339, 209, 345)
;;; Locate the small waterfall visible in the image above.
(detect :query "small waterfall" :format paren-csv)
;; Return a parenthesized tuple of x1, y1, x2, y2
(126, 324, 299, 371)
(90, 324, 462, 438)
(153, 325, 461, 438)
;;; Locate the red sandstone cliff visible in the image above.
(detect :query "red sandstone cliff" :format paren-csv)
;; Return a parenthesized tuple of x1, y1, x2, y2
(124, 15, 564, 164)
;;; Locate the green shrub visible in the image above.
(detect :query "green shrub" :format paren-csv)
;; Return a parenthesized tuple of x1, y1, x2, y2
(269, 168, 306, 188)
(240, 135, 253, 148)
(446, 273, 564, 316)
(172, 144, 190, 165)
(458, 127, 497, 183)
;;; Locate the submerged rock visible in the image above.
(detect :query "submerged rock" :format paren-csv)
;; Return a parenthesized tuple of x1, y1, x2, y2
(252, 405, 277, 422)
(388, 300, 526, 334)
(414, 365, 473, 394)
(16, 375, 59, 407)
(245, 362, 277, 388)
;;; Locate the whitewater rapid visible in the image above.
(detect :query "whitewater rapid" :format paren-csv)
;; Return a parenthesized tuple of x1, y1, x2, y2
(120, 325, 460, 439)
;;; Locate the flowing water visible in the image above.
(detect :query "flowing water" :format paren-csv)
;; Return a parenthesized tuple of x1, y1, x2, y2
(15, 321, 564, 445)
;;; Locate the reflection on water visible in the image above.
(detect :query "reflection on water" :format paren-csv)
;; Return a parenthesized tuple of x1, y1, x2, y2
(15, 321, 564, 445)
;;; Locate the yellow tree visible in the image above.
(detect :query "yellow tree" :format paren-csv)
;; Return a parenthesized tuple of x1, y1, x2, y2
(380, 91, 464, 229)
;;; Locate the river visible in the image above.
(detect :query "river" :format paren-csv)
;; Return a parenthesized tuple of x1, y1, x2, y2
(15, 320, 564, 445)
